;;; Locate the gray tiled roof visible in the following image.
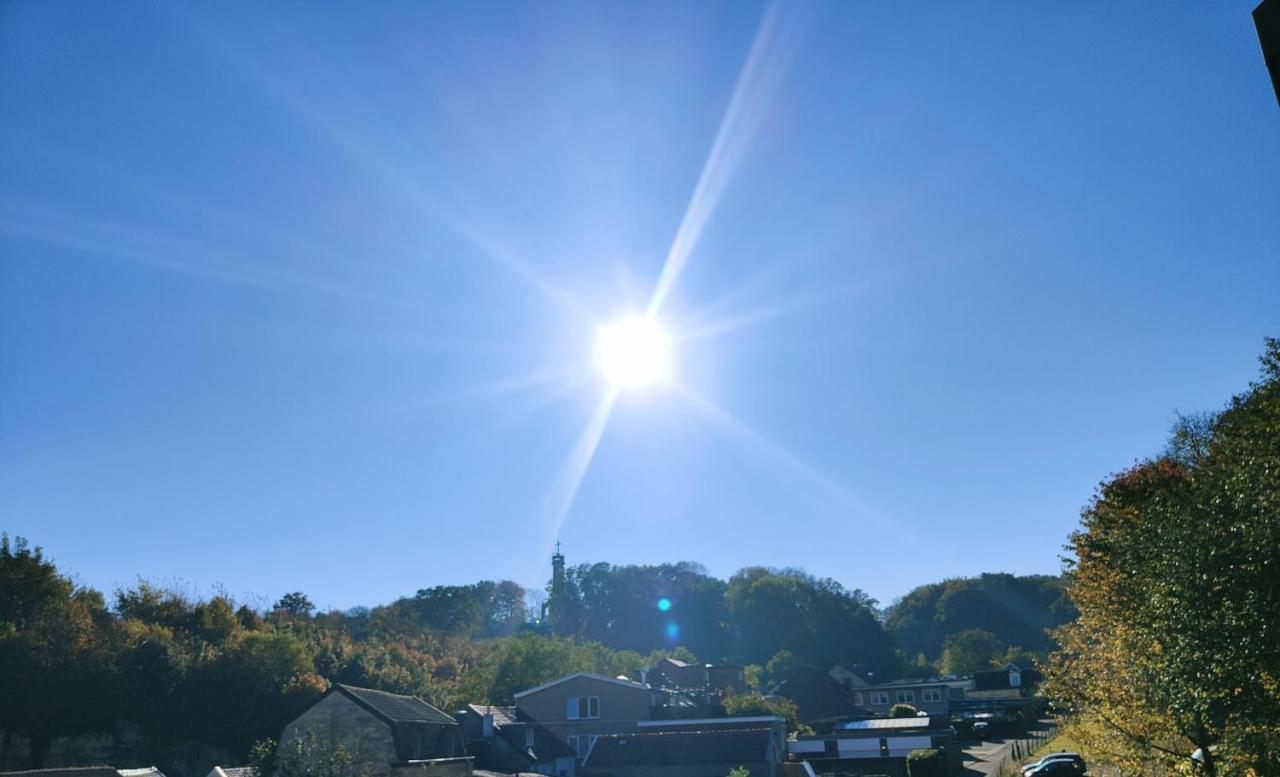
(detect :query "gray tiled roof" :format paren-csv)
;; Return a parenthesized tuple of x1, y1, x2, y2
(337, 684, 456, 725)
(466, 704, 516, 726)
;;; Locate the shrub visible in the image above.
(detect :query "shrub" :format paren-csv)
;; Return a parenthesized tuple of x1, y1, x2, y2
(890, 703, 921, 718)
(906, 748, 944, 777)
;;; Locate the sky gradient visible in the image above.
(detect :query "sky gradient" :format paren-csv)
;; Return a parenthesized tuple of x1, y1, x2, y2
(2, 1, 1277, 612)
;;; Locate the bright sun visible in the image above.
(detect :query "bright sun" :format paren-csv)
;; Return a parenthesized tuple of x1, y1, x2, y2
(596, 316, 671, 389)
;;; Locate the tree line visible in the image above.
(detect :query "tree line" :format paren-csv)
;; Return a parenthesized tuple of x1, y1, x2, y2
(0, 539, 1070, 776)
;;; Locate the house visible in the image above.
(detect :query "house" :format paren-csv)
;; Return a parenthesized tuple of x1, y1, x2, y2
(772, 667, 862, 729)
(789, 717, 960, 776)
(950, 663, 1044, 726)
(645, 658, 746, 696)
(279, 684, 471, 777)
(512, 673, 666, 760)
(966, 663, 1042, 701)
(827, 664, 874, 691)
(205, 768, 255, 777)
(580, 726, 782, 777)
(855, 678, 951, 719)
(457, 703, 577, 777)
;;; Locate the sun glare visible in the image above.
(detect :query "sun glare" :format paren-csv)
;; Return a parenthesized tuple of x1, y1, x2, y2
(596, 316, 670, 389)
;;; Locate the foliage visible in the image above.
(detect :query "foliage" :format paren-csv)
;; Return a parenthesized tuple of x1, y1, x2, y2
(722, 691, 800, 734)
(0, 533, 1082, 776)
(726, 567, 896, 675)
(889, 703, 920, 718)
(905, 748, 944, 777)
(938, 628, 1004, 675)
(727, 767, 750, 777)
(274, 730, 377, 777)
(274, 592, 315, 620)
(0, 534, 117, 767)
(1043, 339, 1280, 776)
(885, 573, 1074, 666)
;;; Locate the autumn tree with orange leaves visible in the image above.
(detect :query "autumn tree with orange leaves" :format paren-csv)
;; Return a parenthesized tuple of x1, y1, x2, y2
(1044, 339, 1280, 776)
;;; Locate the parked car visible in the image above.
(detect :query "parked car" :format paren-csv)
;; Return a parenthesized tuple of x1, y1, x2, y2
(1022, 752, 1086, 775)
(972, 721, 990, 739)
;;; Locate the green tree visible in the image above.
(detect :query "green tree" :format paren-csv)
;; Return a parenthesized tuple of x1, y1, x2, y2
(275, 730, 376, 777)
(722, 691, 800, 734)
(275, 592, 315, 619)
(938, 628, 1003, 675)
(0, 535, 117, 767)
(1044, 339, 1280, 775)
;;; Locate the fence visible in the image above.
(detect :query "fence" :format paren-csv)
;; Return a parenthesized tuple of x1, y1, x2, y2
(992, 719, 1059, 776)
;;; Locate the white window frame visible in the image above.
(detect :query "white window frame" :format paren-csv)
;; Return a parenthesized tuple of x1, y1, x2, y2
(566, 695, 600, 720)
(922, 688, 943, 704)
(870, 691, 889, 705)
(896, 690, 915, 704)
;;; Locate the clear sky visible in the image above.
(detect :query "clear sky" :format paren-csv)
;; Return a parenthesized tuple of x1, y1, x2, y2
(2, 1, 1277, 613)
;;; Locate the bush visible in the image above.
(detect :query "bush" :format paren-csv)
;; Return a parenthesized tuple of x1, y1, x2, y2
(906, 748, 944, 777)
(889, 703, 921, 718)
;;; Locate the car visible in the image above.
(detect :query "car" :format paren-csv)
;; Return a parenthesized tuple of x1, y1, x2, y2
(1025, 762, 1085, 776)
(973, 721, 990, 738)
(1022, 752, 1086, 775)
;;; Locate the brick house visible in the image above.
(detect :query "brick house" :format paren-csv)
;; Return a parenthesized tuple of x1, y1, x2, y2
(279, 684, 471, 777)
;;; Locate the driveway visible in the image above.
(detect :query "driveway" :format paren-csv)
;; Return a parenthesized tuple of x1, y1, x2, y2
(959, 736, 1017, 776)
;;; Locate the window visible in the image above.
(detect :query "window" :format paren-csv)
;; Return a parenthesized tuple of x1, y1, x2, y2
(854, 692, 864, 706)
(524, 727, 536, 747)
(923, 689, 943, 704)
(870, 691, 889, 705)
(566, 695, 600, 719)
(895, 690, 915, 704)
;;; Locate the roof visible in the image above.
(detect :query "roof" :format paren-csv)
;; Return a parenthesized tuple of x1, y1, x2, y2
(512, 672, 649, 699)
(638, 716, 783, 730)
(336, 684, 457, 725)
(2, 770, 122, 777)
(861, 678, 950, 690)
(837, 717, 938, 731)
(466, 704, 516, 726)
(3, 769, 164, 777)
(207, 768, 255, 777)
(584, 729, 774, 769)
(973, 667, 1042, 691)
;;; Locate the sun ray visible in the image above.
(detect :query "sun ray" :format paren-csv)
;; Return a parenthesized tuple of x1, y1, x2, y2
(175, 9, 595, 324)
(530, 386, 620, 580)
(674, 284, 860, 344)
(671, 382, 923, 541)
(646, 1, 806, 318)
(0, 201, 437, 315)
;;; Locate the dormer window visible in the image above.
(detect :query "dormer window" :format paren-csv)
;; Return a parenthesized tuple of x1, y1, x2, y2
(567, 696, 599, 719)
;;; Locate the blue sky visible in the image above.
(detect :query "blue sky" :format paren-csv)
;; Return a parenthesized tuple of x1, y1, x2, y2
(2, 1, 1277, 612)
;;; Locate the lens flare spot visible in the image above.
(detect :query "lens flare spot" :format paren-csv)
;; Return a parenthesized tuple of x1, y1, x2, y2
(665, 621, 680, 642)
(657, 597, 672, 612)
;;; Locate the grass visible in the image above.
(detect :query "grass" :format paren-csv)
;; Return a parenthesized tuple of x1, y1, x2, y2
(1031, 732, 1082, 759)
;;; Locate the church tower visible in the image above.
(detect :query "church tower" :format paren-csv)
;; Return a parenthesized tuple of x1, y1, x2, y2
(547, 541, 569, 636)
